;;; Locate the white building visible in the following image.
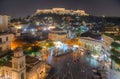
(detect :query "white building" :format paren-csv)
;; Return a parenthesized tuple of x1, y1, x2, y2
(0, 15, 9, 32)
(48, 28, 67, 41)
(79, 37, 102, 54)
(0, 33, 13, 52)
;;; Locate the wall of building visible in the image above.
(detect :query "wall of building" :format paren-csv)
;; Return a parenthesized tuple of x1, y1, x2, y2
(0, 34, 13, 52)
(0, 15, 8, 32)
(0, 66, 12, 79)
(79, 37, 102, 54)
(48, 33, 67, 42)
(102, 35, 114, 50)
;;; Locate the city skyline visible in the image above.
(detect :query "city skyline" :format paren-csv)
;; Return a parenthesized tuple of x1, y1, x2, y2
(0, 0, 120, 17)
(1, 0, 120, 79)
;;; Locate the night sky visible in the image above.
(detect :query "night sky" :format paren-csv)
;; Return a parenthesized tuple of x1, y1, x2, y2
(0, 0, 120, 18)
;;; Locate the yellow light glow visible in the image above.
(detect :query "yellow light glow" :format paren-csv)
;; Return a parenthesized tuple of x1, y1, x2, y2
(91, 54, 99, 58)
(48, 26, 55, 29)
(15, 25, 22, 29)
(11, 40, 23, 50)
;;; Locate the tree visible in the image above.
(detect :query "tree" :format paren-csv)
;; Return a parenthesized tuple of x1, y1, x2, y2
(31, 46, 42, 52)
(46, 40, 54, 48)
(26, 15, 30, 19)
(111, 42, 120, 48)
(110, 55, 120, 65)
(111, 49, 120, 57)
(77, 32, 81, 37)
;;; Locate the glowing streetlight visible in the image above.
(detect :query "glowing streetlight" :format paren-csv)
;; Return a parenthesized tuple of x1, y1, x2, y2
(43, 28, 47, 31)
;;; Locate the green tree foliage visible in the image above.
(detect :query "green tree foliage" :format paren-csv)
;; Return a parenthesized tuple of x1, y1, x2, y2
(110, 55, 120, 65)
(110, 47, 120, 65)
(23, 45, 42, 57)
(111, 42, 120, 48)
(111, 49, 120, 57)
(104, 33, 120, 41)
(46, 40, 54, 48)
(31, 46, 42, 52)
(0, 60, 4, 67)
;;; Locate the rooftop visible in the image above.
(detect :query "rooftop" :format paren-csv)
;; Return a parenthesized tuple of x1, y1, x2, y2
(0, 50, 11, 58)
(14, 47, 23, 53)
(50, 31, 66, 35)
(26, 56, 39, 64)
(80, 37, 102, 43)
(81, 31, 102, 41)
(3, 61, 12, 68)
(52, 27, 63, 31)
(0, 32, 12, 36)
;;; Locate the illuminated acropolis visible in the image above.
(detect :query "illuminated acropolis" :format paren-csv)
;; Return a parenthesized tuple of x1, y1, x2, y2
(36, 8, 89, 16)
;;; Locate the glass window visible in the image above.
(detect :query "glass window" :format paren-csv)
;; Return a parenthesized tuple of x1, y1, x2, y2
(14, 63, 18, 69)
(20, 61, 24, 68)
(22, 61, 24, 67)
(0, 47, 2, 51)
(21, 72, 24, 79)
(0, 38, 2, 42)
(20, 63, 22, 68)
(6, 37, 8, 41)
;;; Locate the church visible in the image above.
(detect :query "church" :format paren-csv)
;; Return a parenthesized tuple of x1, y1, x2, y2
(0, 47, 49, 79)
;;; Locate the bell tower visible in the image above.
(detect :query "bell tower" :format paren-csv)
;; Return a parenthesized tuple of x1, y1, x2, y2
(12, 47, 26, 79)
